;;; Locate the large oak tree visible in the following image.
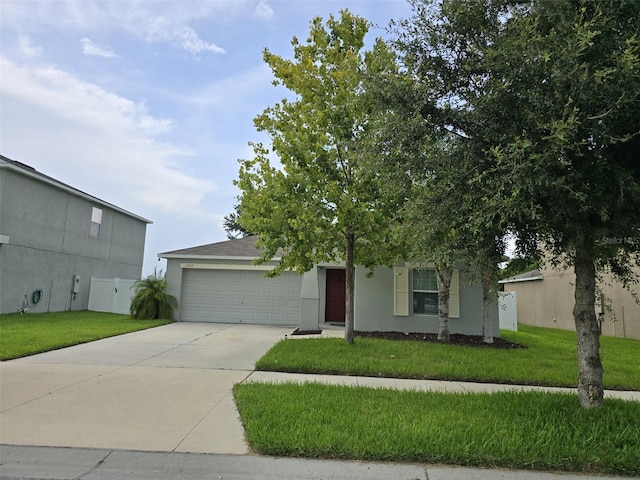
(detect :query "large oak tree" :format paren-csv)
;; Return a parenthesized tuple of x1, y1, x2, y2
(394, 0, 640, 407)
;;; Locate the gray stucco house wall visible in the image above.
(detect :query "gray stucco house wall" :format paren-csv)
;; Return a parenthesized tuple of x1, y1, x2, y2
(352, 264, 494, 335)
(160, 237, 499, 336)
(0, 155, 152, 314)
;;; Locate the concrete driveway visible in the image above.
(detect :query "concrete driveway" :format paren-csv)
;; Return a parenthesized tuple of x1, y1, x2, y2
(0, 322, 292, 454)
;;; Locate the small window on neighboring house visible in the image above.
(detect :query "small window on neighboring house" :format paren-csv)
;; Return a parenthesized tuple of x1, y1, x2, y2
(90, 207, 102, 238)
(413, 269, 439, 315)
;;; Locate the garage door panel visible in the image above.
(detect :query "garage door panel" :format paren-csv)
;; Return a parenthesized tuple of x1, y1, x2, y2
(244, 285, 258, 294)
(181, 269, 302, 324)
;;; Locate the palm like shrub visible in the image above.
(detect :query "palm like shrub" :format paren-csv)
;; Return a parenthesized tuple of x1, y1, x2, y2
(130, 272, 178, 320)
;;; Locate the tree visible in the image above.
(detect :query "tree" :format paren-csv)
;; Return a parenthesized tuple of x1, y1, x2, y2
(395, 0, 640, 407)
(130, 270, 178, 320)
(223, 204, 252, 239)
(236, 10, 402, 344)
(367, 60, 506, 344)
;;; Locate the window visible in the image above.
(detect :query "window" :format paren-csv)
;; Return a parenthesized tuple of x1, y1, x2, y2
(90, 207, 102, 238)
(413, 269, 438, 315)
(393, 266, 460, 318)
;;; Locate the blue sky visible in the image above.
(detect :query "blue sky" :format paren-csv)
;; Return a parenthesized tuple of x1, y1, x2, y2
(0, 0, 412, 276)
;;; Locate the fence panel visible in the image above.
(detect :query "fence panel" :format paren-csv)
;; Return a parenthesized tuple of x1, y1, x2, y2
(89, 278, 137, 315)
(498, 291, 518, 331)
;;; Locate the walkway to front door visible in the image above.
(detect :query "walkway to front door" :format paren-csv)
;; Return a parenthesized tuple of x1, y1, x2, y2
(325, 269, 345, 323)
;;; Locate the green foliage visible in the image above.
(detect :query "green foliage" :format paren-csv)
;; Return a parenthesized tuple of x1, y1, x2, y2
(236, 10, 403, 343)
(394, 0, 640, 270)
(223, 204, 252, 239)
(256, 325, 640, 390)
(0, 311, 171, 360)
(236, 10, 402, 275)
(235, 383, 640, 475)
(130, 271, 177, 320)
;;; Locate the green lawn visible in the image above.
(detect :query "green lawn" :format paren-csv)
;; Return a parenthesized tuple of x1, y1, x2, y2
(256, 325, 640, 390)
(240, 325, 640, 474)
(0, 311, 172, 360)
(234, 383, 640, 476)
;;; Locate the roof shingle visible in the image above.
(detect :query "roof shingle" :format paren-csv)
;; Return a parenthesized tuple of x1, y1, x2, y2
(159, 236, 262, 258)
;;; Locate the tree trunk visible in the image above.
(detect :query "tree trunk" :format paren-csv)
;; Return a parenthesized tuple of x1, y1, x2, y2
(436, 265, 452, 342)
(481, 266, 494, 344)
(345, 234, 356, 345)
(573, 243, 603, 408)
(481, 255, 498, 343)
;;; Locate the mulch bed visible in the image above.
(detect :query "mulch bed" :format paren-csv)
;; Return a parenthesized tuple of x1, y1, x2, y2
(290, 328, 525, 349)
(356, 331, 526, 349)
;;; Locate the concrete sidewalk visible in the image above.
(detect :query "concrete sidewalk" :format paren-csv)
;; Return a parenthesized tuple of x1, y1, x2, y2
(245, 371, 640, 402)
(0, 445, 632, 480)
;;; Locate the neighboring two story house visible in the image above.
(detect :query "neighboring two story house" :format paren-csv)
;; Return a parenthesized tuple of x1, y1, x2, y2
(0, 155, 151, 314)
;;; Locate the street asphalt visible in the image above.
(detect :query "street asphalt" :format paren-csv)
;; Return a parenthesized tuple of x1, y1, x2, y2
(0, 322, 637, 479)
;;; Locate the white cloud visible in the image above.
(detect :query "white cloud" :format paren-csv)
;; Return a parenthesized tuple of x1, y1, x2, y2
(0, 57, 215, 218)
(2, 1, 231, 57)
(18, 35, 42, 58)
(81, 37, 118, 58)
(255, 1, 274, 21)
(172, 27, 225, 55)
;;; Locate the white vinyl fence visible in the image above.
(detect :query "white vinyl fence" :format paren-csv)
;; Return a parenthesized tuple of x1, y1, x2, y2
(498, 291, 518, 331)
(88, 277, 137, 315)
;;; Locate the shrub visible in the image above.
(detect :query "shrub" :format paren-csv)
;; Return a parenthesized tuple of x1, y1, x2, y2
(130, 271, 177, 320)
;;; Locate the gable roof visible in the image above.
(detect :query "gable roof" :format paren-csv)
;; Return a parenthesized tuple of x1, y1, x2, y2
(499, 269, 544, 284)
(0, 155, 152, 224)
(159, 236, 266, 259)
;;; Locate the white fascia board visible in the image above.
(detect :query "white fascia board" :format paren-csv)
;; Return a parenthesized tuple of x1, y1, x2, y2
(180, 262, 279, 271)
(158, 254, 282, 261)
(0, 234, 9, 244)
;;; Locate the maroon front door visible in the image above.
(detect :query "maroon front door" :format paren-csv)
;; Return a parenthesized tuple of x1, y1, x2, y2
(325, 269, 346, 323)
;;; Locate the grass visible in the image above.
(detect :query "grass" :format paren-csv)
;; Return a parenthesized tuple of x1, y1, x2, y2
(234, 382, 640, 476)
(0, 310, 172, 360)
(255, 324, 640, 390)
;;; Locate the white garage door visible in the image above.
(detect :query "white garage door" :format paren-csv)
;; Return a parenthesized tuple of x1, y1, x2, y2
(180, 269, 302, 324)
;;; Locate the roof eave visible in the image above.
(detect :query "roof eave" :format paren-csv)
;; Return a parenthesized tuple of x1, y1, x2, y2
(498, 275, 544, 284)
(158, 253, 282, 262)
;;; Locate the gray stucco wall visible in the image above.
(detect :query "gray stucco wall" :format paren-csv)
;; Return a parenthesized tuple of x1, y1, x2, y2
(163, 254, 499, 336)
(354, 264, 500, 336)
(0, 168, 148, 314)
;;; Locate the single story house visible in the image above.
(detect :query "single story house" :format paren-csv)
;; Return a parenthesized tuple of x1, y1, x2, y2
(0, 155, 151, 314)
(159, 236, 498, 335)
(500, 264, 640, 340)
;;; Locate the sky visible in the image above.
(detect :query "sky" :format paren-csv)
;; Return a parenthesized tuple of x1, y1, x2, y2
(0, 0, 413, 276)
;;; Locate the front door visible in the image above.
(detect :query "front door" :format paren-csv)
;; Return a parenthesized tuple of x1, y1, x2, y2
(325, 269, 346, 323)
